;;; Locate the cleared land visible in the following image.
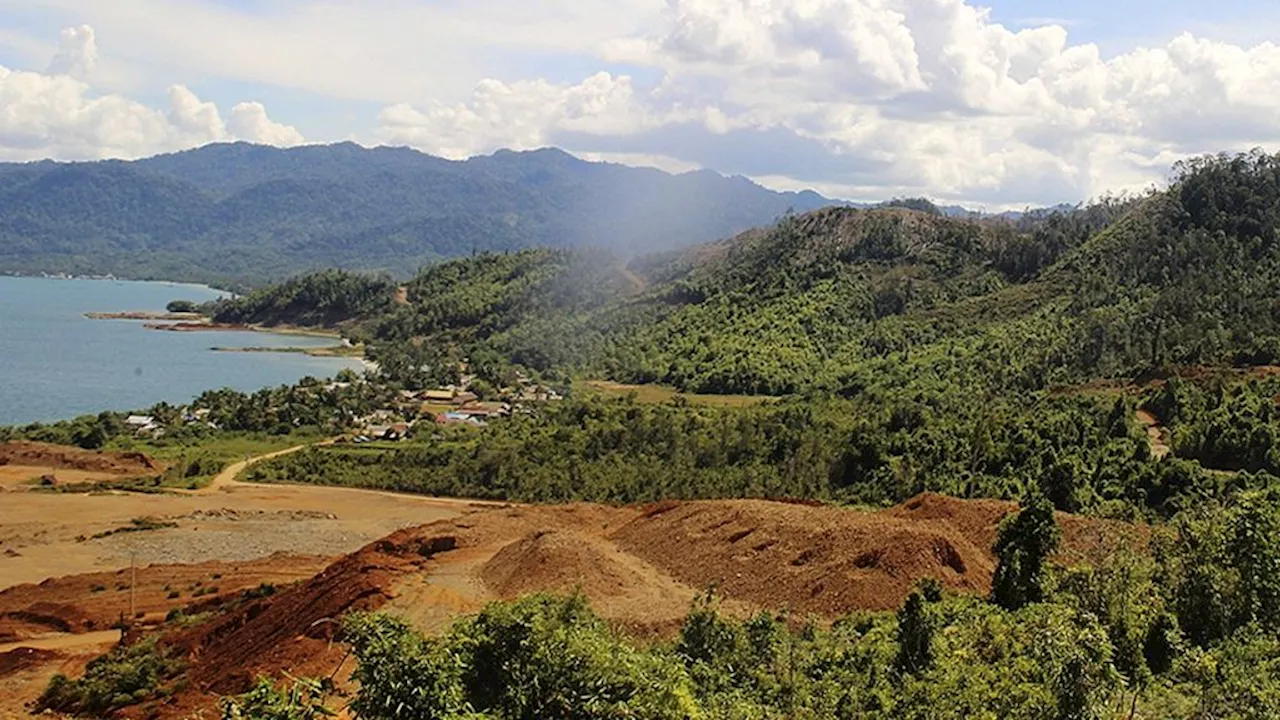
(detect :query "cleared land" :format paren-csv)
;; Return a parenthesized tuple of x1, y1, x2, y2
(0, 487, 1141, 717)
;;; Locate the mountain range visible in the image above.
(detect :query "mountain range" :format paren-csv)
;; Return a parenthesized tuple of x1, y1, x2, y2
(0, 142, 844, 288)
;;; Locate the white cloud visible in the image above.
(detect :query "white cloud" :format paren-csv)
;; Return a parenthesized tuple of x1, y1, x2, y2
(375, 0, 1280, 206)
(228, 102, 305, 147)
(378, 72, 653, 159)
(0, 24, 304, 161)
(3, 2, 1280, 207)
(45, 23, 95, 78)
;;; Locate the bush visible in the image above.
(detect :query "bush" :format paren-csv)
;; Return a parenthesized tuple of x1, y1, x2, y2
(36, 638, 183, 715)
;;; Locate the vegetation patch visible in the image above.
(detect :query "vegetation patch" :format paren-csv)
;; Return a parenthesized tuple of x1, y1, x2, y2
(90, 516, 179, 540)
(36, 637, 184, 716)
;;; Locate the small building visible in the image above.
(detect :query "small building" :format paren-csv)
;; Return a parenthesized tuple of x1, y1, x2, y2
(451, 391, 479, 406)
(125, 415, 163, 436)
(422, 389, 454, 403)
(436, 411, 486, 428)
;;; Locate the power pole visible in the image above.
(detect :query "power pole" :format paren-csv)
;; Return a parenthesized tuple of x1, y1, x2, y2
(130, 551, 137, 622)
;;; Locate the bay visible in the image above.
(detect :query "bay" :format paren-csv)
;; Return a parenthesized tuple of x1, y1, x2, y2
(0, 276, 364, 425)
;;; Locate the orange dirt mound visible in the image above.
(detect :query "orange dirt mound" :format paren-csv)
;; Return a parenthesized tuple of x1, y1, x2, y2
(0, 646, 59, 678)
(0, 556, 329, 643)
(483, 530, 638, 599)
(70, 494, 1141, 719)
(612, 499, 997, 615)
(479, 529, 706, 635)
(0, 441, 162, 475)
(169, 528, 451, 696)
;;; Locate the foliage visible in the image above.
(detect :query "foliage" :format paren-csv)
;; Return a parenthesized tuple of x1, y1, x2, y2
(326, 593, 1127, 720)
(212, 269, 396, 327)
(37, 638, 184, 715)
(895, 589, 934, 676)
(343, 595, 700, 720)
(992, 494, 1062, 610)
(221, 677, 334, 720)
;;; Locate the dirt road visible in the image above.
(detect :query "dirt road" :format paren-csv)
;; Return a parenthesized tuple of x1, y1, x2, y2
(203, 443, 315, 493)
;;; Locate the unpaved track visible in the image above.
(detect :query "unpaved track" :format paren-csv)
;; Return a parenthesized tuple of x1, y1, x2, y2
(203, 442, 315, 493)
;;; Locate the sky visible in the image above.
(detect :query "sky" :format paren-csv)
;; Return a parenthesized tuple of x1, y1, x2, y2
(0, 0, 1277, 209)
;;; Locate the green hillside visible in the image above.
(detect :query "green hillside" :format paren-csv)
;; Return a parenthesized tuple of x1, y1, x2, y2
(209, 150, 1280, 520)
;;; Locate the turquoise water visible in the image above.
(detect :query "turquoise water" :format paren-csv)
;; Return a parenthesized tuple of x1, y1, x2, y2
(0, 277, 364, 425)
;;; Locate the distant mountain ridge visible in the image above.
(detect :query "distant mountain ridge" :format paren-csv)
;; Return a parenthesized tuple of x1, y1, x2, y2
(0, 142, 842, 288)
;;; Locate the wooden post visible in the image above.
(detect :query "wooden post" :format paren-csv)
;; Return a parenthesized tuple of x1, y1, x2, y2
(130, 551, 137, 622)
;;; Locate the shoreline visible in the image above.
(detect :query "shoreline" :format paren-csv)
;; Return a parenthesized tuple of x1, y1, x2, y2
(85, 312, 344, 340)
(86, 311, 205, 321)
(211, 345, 364, 358)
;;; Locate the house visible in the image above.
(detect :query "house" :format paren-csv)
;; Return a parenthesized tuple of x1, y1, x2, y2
(436, 411, 486, 427)
(385, 423, 413, 441)
(125, 415, 163, 436)
(451, 391, 479, 406)
(422, 389, 454, 403)
(456, 402, 510, 419)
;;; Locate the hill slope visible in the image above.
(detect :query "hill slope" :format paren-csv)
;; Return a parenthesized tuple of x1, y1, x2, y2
(0, 143, 837, 287)
(223, 151, 1277, 399)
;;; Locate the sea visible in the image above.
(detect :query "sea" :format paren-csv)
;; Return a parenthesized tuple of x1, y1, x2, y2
(0, 276, 365, 426)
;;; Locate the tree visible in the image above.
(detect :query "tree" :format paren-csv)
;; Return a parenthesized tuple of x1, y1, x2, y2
(895, 589, 933, 675)
(992, 493, 1062, 610)
(166, 299, 199, 313)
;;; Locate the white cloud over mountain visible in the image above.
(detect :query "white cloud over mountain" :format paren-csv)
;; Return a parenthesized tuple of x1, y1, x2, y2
(0, 0, 1278, 206)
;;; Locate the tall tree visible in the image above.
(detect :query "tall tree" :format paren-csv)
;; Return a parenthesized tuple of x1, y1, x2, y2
(992, 493, 1062, 610)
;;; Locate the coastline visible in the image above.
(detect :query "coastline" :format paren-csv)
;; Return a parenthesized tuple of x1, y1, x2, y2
(85, 313, 344, 340)
(211, 344, 364, 359)
(84, 311, 361, 360)
(86, 311, 205, 321)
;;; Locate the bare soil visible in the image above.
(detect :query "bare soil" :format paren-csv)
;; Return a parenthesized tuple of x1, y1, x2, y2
(0, 442, 163, 477)
(132, 494, 1140, 717)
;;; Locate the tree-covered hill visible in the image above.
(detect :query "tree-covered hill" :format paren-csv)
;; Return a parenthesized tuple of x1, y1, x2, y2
(0, 142, 838, 288)
(211, 150, 1280, 402)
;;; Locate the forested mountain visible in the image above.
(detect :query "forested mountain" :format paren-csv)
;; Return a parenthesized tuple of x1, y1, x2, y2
(0, 142, 836, 288)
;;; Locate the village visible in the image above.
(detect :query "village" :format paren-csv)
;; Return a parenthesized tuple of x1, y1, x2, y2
(117, 366, 565, 445)
(347, 371, 564, 443)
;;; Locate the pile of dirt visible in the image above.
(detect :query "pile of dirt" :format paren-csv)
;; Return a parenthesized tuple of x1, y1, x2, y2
(611, 499, 995, 615)
(0, 441, 162, 475)
(0, 646, 59, 677)
(64, 494, 1141, 718)
(0, 556, 329, 642)
(168, 527, 451, 696)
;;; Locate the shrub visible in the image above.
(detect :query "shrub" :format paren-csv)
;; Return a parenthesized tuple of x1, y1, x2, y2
(36, 638, 183, 715)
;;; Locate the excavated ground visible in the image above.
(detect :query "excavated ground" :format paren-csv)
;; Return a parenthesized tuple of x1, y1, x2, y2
(1, 494, 1143, 718)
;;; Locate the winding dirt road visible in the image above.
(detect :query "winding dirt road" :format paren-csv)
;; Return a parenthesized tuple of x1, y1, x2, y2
(204, 443, 317, 493)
